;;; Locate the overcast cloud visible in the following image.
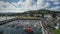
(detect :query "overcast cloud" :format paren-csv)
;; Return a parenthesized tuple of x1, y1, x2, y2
(0, 0, 60, 13)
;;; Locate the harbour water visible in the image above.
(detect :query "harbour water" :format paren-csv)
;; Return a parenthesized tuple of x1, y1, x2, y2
(0, 16, 15, 21)
(0, 20, 42, 34)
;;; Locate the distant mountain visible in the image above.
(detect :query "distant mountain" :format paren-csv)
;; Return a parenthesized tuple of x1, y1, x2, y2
(0, 9, 60, 16)
(23, 9, 60, 14)
(0, 12, 23, 16)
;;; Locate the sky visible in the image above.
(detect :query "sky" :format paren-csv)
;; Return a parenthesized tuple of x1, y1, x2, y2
(0, 0, 60, 13)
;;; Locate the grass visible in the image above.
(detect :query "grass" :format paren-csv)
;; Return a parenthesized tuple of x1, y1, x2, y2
(17, 16, 43, 20)
(19, 16, 33, 18)
(17, 16, 39, 19)
(52, 29, 60, 34)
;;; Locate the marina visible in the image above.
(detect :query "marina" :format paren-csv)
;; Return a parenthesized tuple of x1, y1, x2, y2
(0, 20, 42, 34)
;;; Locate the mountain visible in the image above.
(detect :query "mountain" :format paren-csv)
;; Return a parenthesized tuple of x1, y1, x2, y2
(23, 9, 60, 14)
(0, 9, 60, 16)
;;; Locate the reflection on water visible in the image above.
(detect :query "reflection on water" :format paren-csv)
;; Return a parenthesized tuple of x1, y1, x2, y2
(0, 17, 6, 21)
(0, 16, 15, 21)
(0, 20, 42, 34)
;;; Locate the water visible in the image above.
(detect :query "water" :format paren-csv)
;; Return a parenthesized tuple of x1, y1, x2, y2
(0, 16, 15, 21)
(0, 20, 42, 34)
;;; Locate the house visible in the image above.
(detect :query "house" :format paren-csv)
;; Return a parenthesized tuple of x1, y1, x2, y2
(44, 14, 52, 18)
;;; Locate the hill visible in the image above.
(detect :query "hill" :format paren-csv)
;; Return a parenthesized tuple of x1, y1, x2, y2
(0, 9, 60, 16)
(23, 9, 60, 14)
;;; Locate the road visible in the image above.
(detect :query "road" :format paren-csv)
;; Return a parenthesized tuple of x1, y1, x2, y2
(40, 20, 45, 34)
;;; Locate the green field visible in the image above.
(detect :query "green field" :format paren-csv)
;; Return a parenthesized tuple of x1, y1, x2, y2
(52, 29, 60, 34)
(17, 16, 40, 19)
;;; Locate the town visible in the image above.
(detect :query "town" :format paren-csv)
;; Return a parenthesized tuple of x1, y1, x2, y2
(0, 10, 60, 34)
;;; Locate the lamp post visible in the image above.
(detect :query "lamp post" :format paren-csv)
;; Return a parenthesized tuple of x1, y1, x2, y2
(5, 13, 7, 23)
(3, 5, 7, 22)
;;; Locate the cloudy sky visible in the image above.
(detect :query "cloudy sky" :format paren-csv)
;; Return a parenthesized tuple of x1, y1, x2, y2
(0, 0, 60, 13)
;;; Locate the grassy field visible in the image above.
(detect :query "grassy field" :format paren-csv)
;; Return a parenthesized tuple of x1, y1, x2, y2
(52, 29, 60, 34)
(17, 16, 40, 19)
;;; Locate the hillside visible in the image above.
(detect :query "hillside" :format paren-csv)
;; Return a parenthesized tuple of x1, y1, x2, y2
(23, 9, 60, 14)
(0, 9, 60, 16)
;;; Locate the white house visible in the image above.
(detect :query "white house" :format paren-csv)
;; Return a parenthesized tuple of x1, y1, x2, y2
(44, 14, 52, 18)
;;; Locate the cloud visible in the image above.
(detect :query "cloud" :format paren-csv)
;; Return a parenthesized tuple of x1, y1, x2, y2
(0, 1, 26, 13)
(0, 1, 16, 13)
(43, 2, 51, 9)
(0, 0, 45, 13)
(50, 6, 60, 11)
(46, 0, 59, 2)
(0, 0, 60, 13)
(46, 0, 60, 11)
(46, 0, 60, 5)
